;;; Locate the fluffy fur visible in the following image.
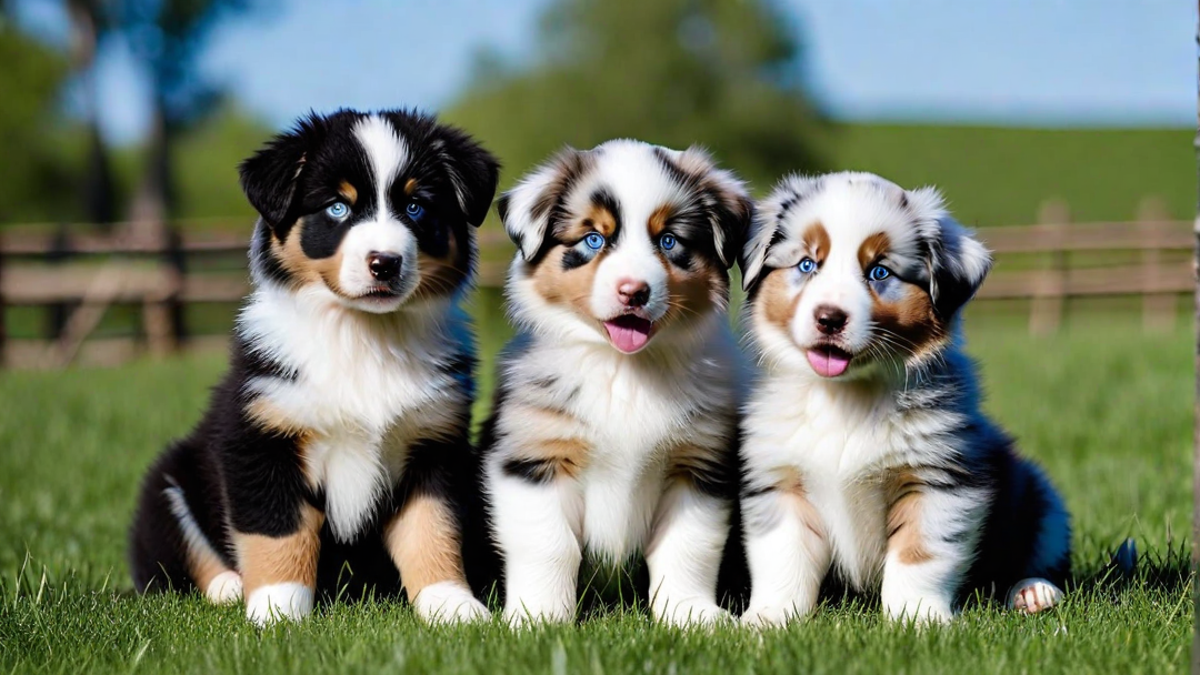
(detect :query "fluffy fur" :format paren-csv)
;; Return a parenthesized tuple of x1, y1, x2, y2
(476, 140, 751, 626)
(738, 172, 1070, 625)
(129, 109, 500, 625)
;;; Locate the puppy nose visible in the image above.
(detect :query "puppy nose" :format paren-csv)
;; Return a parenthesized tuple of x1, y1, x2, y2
(617, 279, 651, 308)
(368, 251, 402, 281)
(815, 305, 848, 335)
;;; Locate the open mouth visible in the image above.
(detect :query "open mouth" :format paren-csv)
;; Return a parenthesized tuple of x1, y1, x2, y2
(806, 344, 853, 378)
(603, 314, 655, 354)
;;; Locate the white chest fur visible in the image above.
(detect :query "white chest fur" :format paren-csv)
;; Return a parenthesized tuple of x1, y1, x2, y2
(239, 287, 466, 541)
(507, 324, 741, 562)
(742, 375, 963, 587)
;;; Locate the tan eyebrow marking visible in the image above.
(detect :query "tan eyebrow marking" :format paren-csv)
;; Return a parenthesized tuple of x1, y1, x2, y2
(858, 232, 891, 269)
(802, 222, 830, 263)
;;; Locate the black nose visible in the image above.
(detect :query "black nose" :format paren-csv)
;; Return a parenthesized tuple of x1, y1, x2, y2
(368, 252, 402, 281)
(815, 305, 848, 335)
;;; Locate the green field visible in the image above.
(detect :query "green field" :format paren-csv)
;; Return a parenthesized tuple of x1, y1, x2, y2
(827, 124, 1194, 227)
(34, 119, 1189, 230)
(0, 306, 1192, 674)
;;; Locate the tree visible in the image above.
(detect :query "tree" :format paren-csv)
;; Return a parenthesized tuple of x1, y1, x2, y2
(444, 0, 827, 195)
(0, 13, 75, 222)
(66, 0, 117, 228)
(116, 0, 262, 238)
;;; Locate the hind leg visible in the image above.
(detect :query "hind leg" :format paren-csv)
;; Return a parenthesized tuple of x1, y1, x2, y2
(1005, 461, 1071, 614)
(1007, 578, 1063, 613)
(130, 443, 241, 603)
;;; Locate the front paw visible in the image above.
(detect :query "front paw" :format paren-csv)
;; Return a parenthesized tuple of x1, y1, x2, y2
(740, 603, 803, 628)
(502, 602, 574, 628)
(653, 598, 732, 628)
(204, 570, 243, 604)
(884, 599, 954, 625)
(412, 581, 490, 624)
(245, 582, 314, 626)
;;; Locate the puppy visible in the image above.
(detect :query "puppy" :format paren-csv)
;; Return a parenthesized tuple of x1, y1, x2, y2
(738, 172, 1070, 625)
(129, 109, 499, 625)
(478, 140, 750, 626)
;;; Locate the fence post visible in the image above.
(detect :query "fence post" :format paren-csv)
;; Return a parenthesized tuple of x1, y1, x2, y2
(1138, 196, 1174, 332)
(46, 224, 74, 342)
(1030, 199, 1069, 335)
(143, 225, 185, 356)
(166, 225, 187, 348)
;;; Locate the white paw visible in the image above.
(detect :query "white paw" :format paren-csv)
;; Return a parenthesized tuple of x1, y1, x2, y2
(740, 603, 801, 628)
(245, 582, 314, 626)
(502, 603, 573, 628)
(1007, 578, 1064, 614)
(884, 599, 954, 625)
(412, 581, 490, 624)
(653, 598, 732, 628)
(204, 570, 243, 604)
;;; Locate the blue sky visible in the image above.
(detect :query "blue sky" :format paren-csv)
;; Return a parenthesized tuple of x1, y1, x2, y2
(14, 0, 1195, 143)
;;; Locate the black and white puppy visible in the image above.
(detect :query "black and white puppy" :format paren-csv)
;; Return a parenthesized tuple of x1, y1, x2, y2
(479, 140, 750, 625)
(129, 109, 499, 625)
(738, 172, 1070, 625)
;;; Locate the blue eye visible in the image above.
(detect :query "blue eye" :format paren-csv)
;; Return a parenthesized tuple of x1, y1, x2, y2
(325, 202, 349, 220)
(660, 233, 677, 251)
(798, 257, 817, 274)
(869, 265, 891, 281)
(405, 201, 425, 220)
(583, 232, 606, 251)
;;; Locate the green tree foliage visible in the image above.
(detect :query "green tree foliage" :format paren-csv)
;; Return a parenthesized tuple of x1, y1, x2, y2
(444, 0, 827, 197)
(0, 15, 77, 222)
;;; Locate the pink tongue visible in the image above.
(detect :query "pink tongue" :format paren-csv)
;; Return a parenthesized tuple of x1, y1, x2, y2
(807, 349, 851, 377)
(604, 319, 652, 353)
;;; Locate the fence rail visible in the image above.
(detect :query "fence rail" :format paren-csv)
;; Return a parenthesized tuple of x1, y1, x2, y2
(0, 209, 1193, 368)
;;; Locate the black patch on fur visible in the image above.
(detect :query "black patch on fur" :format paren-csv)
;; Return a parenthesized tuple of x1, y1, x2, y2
(500, 458, 559, 484)
(561, 248, 590, 271)
(249, 222, 292, 288)
(927, 229, 989, 320)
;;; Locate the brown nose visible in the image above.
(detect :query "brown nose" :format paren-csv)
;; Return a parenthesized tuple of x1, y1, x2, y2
(617, 279, 651, 307)
(368, 251, 402, 281)
(815, 305, 848, 335)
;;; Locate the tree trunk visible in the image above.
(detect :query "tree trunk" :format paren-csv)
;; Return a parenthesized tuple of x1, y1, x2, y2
(128, 98, 173, 246)
(67, 1, 116, 230)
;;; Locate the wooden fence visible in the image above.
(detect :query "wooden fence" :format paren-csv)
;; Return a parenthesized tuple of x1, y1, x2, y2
(0, 201, 1193, 368)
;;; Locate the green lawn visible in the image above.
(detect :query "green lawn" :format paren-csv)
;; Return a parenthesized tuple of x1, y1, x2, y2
(830, 125, 1194, 227)
(0, 311, 1192, 674)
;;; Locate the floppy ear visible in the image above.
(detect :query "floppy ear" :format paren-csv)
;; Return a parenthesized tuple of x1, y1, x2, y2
(238, 113, 326, 228)
(496, 149, 584, 262)
(908, 187, 993, 318)
(676, 146, 751, 269)
(739, 208, 776, 292)
(431, 125, 500, 227)
(740, 174, 823, 291)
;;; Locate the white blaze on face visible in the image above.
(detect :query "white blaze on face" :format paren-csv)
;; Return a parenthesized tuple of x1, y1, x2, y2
(586, 144, 685, 326)
(340, 116, 418, 312)
(784, 181, 911, 356)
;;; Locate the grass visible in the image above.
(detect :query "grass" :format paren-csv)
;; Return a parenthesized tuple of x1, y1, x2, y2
(0, 310, 1192, 674)
(830, 125, 1194, 227)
